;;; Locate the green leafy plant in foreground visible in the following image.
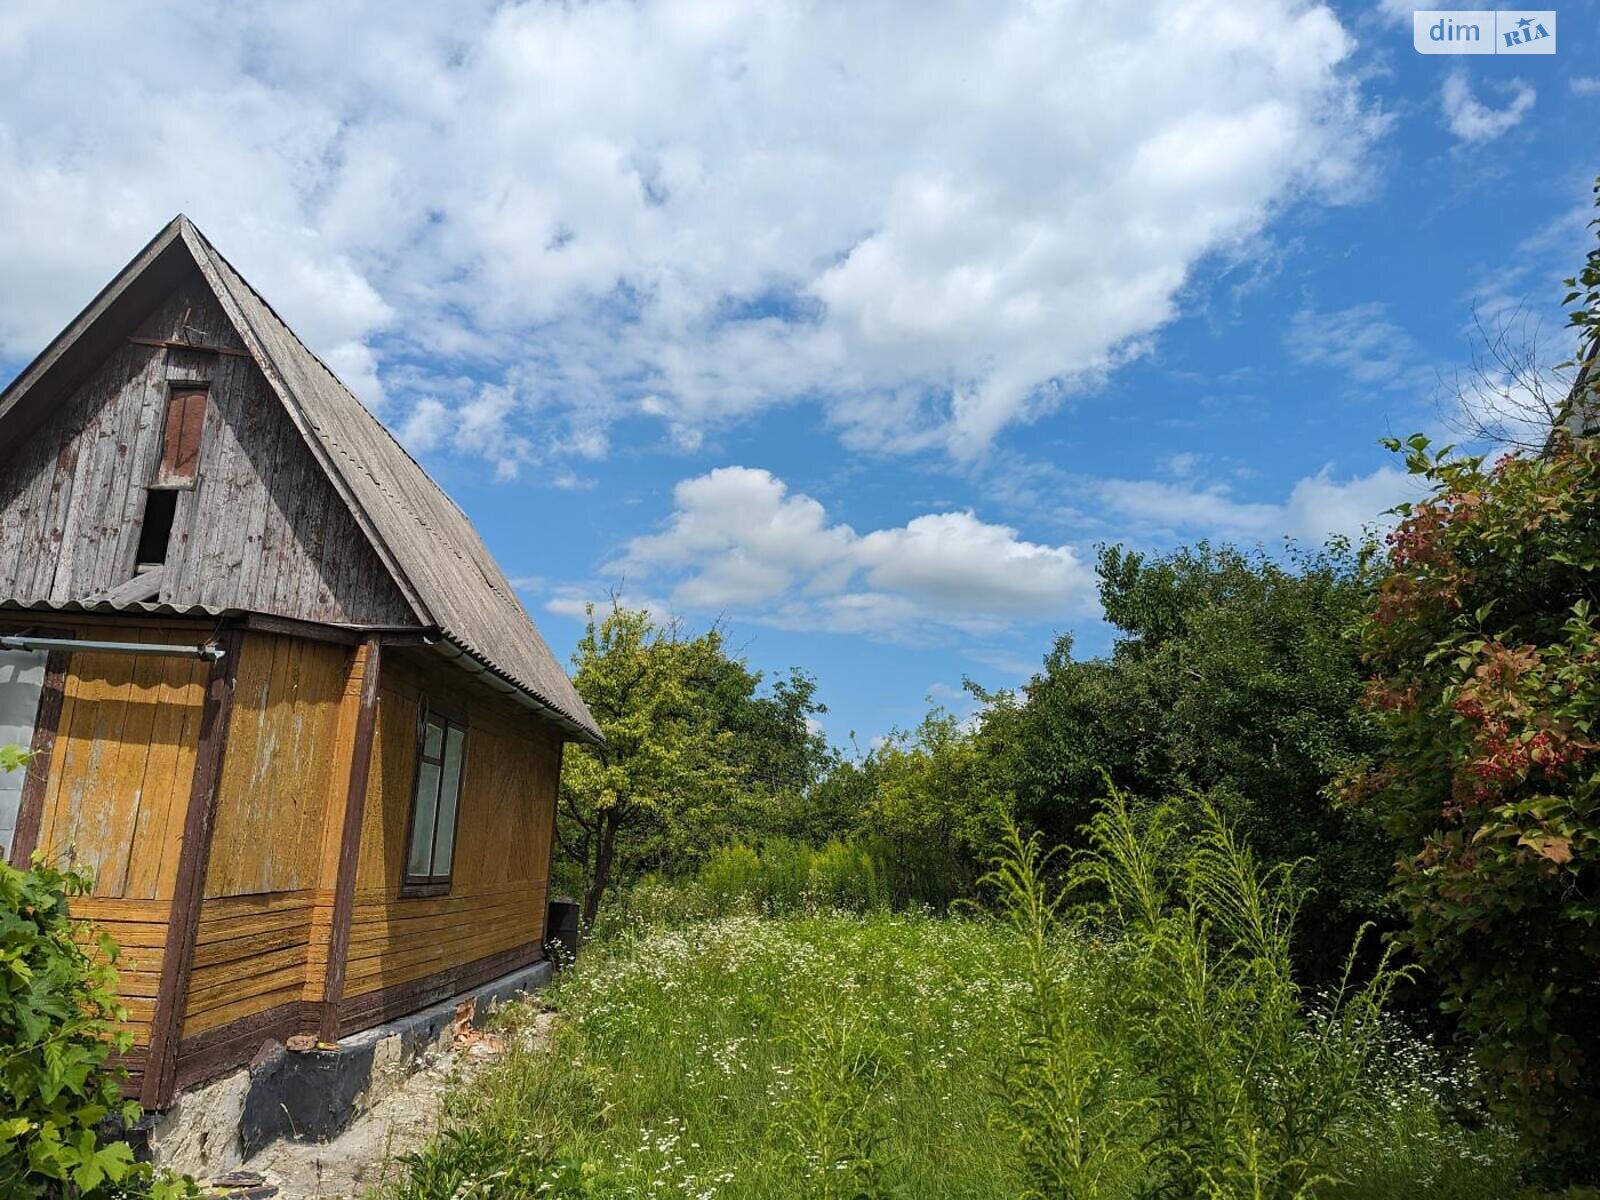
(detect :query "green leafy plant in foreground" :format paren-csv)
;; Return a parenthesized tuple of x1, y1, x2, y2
(774, 1009, 897, 1200)
(983, 823, 1130, 1199)
(0, 748, 194, 1199)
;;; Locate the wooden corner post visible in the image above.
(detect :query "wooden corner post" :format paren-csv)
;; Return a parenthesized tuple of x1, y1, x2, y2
(142, 626, 244, 1109)
(311, 636, 383, 1042)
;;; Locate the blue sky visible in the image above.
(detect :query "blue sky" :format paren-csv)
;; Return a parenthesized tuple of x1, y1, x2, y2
(0, 1, 1593, 747)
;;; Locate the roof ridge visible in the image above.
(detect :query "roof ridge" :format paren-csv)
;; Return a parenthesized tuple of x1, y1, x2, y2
(168, 218, 598, 741)
(179, 220, 480, 527)
(183, 224, 531, 615)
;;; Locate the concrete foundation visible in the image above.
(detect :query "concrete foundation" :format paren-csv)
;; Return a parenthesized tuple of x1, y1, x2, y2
(148, 959, 553, 1177)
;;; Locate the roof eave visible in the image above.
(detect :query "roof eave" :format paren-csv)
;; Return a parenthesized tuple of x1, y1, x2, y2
(430, 636, 604, 746)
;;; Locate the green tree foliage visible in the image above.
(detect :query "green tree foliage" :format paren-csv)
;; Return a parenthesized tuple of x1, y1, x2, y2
(975, 542, 1394, 981)
(559, 602, 828, 923)
(1353, 430, 1600, 1163)
(758, 707, 1010, 910)
(849, 709, 1008, 908)
(867, 709, 1004, 861)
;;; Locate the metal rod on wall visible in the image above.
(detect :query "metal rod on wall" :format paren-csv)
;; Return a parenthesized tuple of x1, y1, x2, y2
(0, 635, 225, 661)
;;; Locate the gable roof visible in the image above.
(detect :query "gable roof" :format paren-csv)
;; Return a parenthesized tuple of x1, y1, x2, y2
(0, 216, 601, 744)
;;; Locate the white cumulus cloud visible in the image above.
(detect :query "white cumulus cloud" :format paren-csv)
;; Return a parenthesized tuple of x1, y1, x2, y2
(0, 0, 1381, 466)
(1096, 464, 1418, 545)
(613, 466, 1095, 635)
(555, 458, 1421, 643)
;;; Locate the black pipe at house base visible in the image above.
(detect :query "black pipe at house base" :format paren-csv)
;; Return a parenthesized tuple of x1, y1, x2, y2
(546, 898, 581, 964)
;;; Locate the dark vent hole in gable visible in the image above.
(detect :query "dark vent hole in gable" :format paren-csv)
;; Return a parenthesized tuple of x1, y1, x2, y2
(136, 490, 179, 568)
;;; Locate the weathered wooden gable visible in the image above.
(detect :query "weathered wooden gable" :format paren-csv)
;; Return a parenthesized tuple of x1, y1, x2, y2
(0, 270, 413, 627)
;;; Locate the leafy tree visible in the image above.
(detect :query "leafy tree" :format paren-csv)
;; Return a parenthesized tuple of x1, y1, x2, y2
(558, 603, 827, 923)
(724, 668, 832, 798)
(855, 709, 1008, 906)
(766, 748, 873, 848)
(975, 542, 1395, 982)
(1351, 186, 1600, 1171)
(871, 709, 998, 848)
(970, 633, 1150, 854)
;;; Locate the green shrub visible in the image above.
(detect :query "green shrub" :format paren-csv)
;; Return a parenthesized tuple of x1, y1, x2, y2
(1355, 428, 1600, 1169)
(753, 838, 811, 914)
(0, 851, 193, 1199)
(604, 839, 893, 928)
(1095, 790, 1410, 1197)
(807, 840, 887, 913)
(984, 785, 1423, 1198)
(698, 844, 763, 916)
(983, 823, 1131, 1197)
(858, 831, 975, 912)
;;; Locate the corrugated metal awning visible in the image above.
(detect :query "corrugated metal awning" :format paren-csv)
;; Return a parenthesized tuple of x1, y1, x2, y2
(0, 597, 229, 618)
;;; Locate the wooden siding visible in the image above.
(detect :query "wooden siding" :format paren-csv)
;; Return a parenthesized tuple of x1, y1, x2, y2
(77, 898, 169, 1053)
(12, 617, 215, 1072)
(29, 620, 212, 901)
(180, 632, 350, 1041)
(0, 269, 413, 627)
(182, 891, 317, 1039)
(205, 633, 349, 897)
(333, 648, 559, 1025)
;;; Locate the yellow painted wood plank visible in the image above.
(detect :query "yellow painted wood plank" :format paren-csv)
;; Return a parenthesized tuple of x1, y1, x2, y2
(97, 649, 165, 897)
(128, 634, 207, 900)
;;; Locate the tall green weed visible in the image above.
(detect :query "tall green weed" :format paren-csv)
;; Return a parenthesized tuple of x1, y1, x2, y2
(987, 785, 1415, 1198)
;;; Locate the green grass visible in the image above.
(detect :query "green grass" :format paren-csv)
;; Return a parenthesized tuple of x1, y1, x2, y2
(382, 908, 1524, 1200)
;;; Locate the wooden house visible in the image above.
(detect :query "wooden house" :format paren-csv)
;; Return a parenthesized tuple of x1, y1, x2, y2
(0, 216, 601, 1110)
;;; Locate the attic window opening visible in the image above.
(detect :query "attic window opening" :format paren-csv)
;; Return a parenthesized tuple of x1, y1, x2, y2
(135, 490, 178, 569)
(155, 384, 208, 488)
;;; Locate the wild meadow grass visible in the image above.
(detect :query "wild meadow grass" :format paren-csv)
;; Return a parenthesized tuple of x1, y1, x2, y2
(386, 798, 1530, 1199)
